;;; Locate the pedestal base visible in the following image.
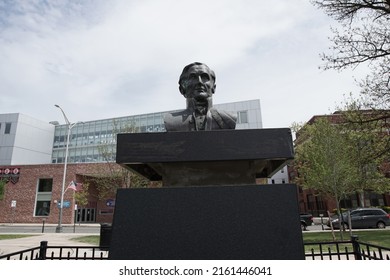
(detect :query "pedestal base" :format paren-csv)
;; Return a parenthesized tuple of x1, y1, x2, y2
(116, 129, 294, 186)
(108, 184, 304, 260)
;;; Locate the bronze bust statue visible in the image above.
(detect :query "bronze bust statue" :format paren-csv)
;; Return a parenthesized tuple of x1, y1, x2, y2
(164, 62, 237, 131)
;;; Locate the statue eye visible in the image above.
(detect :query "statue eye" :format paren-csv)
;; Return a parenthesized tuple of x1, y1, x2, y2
(201, 74, 210, 82)
(188, 74, 197, 80)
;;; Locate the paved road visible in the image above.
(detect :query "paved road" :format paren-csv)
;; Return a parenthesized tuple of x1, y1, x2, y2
(306, 224, 330, 231)
(305, 224, 390, 232)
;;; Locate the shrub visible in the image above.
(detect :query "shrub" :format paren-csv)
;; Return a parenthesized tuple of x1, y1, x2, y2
(379, 206, 390, 213)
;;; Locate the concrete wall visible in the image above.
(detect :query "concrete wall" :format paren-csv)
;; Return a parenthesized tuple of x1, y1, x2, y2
(0, 113, 55, 165)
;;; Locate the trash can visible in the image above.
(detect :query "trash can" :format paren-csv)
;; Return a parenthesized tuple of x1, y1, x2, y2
(99, 223, 112, 250)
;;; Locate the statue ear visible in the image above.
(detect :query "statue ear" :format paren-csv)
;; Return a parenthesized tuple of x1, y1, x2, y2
(212, 84, 216, 94)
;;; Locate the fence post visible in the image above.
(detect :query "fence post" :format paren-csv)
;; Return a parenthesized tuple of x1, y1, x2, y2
(38, 241, 48, 260)
(351, 235, 361, 260)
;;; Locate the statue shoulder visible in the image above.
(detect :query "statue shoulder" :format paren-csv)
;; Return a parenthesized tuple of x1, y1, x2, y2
(163, 109, 191, 121)
(220, 109, 237, 122)
(209, 108, 237, 129)
(163, 109, 192, 131)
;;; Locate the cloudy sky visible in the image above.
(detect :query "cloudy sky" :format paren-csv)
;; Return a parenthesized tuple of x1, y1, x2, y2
(0, 0, 367, 128)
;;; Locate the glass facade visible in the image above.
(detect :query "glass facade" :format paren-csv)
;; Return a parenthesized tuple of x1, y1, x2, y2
(52, 112, 166, 163)
(52, 100, 262, 164)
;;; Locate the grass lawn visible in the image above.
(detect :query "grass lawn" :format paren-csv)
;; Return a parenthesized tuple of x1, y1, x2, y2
(70, 235, 100, 245)
(303, 230, 390, 254)
(69, 230, 390, 247)
(303, 230, 390, 247)
(0, 234, 36, 240)
(1, 230, 389, 249)
(0, 234, 99, 244)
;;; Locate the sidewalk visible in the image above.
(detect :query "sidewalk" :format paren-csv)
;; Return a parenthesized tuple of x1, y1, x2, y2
(0, 222, 101, 227)
(0, 232, 99, 256)
(0, 222, 101, 234)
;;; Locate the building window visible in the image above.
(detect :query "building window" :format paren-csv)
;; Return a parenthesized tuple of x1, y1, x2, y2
(35, 178, 53, 216)
(4, 122, 11, 134)
(237, 111, 248, 124)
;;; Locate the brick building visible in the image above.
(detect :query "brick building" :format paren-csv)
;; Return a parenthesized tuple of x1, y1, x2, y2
(0, 163, 117, 224)
(292, 111, 390, 216)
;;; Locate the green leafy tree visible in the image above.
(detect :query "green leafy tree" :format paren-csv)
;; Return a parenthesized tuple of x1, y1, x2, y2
(338, 104, 390, 204)
(294, 118, 359, 219)
(312, 1, 390, 173)
(308, 0, 390, 207)
(294, 115, 390, 236)
(74, 181, 89, 207)
(294, 118, 357, 239)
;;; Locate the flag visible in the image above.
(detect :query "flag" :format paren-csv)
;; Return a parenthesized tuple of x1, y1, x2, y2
(67, 180, 77, 191)
(65, 181, 83, 193)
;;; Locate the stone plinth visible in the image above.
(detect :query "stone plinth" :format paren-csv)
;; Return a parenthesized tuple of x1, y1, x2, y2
(110, 128, 304, 260)
(116, 129, 294, 186)
(108, 184, 304, 260)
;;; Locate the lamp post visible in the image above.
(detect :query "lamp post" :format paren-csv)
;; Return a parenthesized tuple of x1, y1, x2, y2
(54, 104, 81, 233)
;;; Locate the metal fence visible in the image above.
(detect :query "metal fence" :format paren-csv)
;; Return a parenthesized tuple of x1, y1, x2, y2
(1, 236, 389, 260)
(304, 236, 390, 260)
(0, 241, 109, 260)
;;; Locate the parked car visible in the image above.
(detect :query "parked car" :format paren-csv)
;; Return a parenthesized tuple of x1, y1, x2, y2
(329, 208, 390, 229)
(300, 213, 313, 231)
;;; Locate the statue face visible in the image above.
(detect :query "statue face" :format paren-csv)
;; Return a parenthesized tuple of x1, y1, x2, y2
(180, 64, 216, 101)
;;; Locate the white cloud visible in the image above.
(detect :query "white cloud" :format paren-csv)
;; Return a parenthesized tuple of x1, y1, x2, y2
(0, 0, 367, 127)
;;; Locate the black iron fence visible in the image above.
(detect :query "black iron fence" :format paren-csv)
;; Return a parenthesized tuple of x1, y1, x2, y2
(304, 236, 390, 260)
(0, 241, 109, 260)
(1, 236, 389, 260)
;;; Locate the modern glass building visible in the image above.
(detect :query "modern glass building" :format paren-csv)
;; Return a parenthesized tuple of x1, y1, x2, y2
(51, 99, 263, 164)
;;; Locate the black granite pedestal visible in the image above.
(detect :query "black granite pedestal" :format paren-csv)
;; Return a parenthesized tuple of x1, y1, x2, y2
(110, 129, 304, 259)
(116, 129, 294, 186)
(108, 184, 304, 260)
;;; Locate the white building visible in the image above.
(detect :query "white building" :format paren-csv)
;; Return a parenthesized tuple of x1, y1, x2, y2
(0, 113, 55, 165)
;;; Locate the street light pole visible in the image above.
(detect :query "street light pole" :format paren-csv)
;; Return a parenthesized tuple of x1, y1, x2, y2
(54, 104, 80, 233)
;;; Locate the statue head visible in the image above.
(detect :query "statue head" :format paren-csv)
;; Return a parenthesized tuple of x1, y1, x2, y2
(178, 62, 216, 104)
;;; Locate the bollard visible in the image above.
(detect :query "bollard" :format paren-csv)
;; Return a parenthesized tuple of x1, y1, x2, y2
(41, 218, 46, 233)
(320, 214, 324, 230)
